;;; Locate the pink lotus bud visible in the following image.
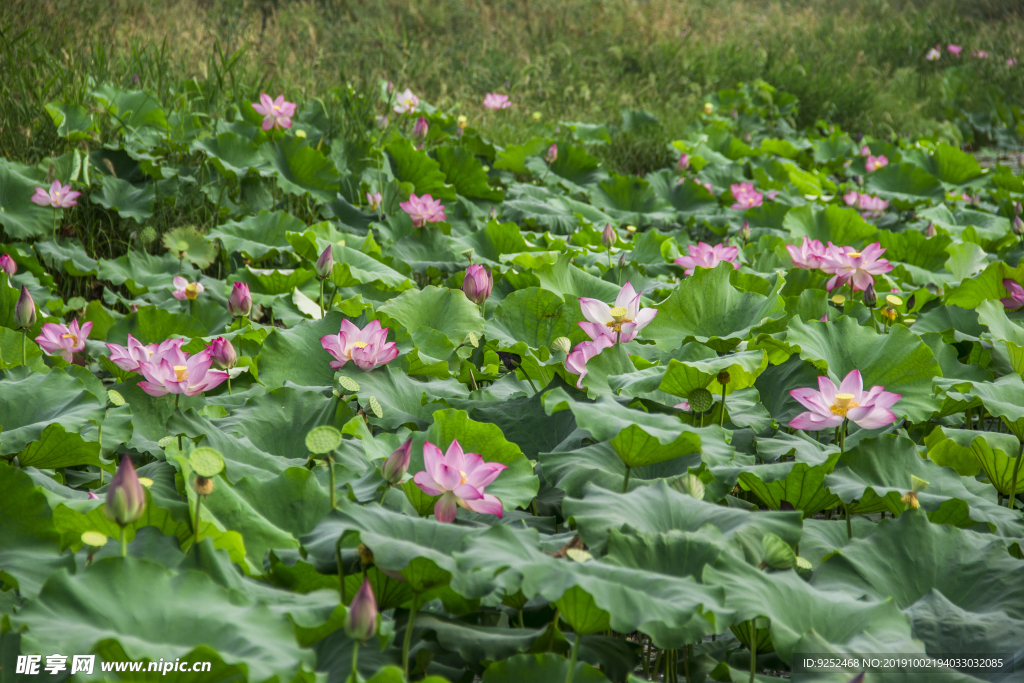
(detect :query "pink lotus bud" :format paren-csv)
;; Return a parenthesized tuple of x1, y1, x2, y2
(207, 337, 237, 370)
(104, 456, 146, 527)
(344, 579, 378, 641)
(545, 144, 558, 164)
(924, 222, 937, 237)
(1, 254, 16, 278)
(15, 286, 36, 329)
(601, 223, 616, 249)
(677, 153, 689, 170)
(462, 265, 493, 305)
(413, 117, 429, 140)
(739, 221, 751, 241)
(315, 246, 334, 279)
(862, 282, 877, 307)
(380, 438, 412, 485)
(1014, 216, 1024, 237)
(1014, 201, 1022, 215)
(229, 282, 252, 317)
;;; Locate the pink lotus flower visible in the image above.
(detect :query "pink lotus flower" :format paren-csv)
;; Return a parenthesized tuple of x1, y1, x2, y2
(578, 281, 658, 344)
(137, 348, 228, 397)
(786, 236, 828, 270)
(393, 88, 419, 114)
(320, 319, 398, 371)
(228, 282, 252, 317)
(483, 93, 512, 110)
(821, 243, 893, 292)
(843, 190, 860, 206)
(400, 193, 446, 227)
(35, 318, 92, 363)
(674, 242, 740, 276)
(865, 155, 888, 172)
(31, 181, 81, 208)
(1008, 58, 1018, 67)
(206, 337, 236, 369)
(565, 336, 613, 389)
(947, 44, 962, 57)
(730, 182, 763, 210)
(789, 369, 901, 431)
(172, 276, 204, 301)
(925, 46, 941, 61)
(0, 254, 15, 278)
(545, 144, 558, 164)
(252, 94, 297, 131)
(462, 265, 493, 305)
(1002, 279, 1024, 310)
(367, 192, 383, 212)
(973, 50, 989, 59)
(844, 191, 888, 218)
(860, 146, 871, 157)
(677, 153, 689, 170)
(413, 439, 507, 522)
(106, 335, 186, 373)
(765, 190, 779, 201)
(413, 116, 429, 139)
(674, 400, 690, 411)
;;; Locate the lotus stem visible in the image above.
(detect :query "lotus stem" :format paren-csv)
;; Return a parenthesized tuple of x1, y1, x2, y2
(622, 466, 631, 493)
(227, 377, 232, 395)
(719, 384, 727, 427)
(320, 279, 325, 319)
(119, 526, 127, 557)
(518, 609, 525, 629)
(845, 502, 852, 540)
(565, 631, 581, 683)
(401, 594, 420, 681)
(22, 329, 27, 366)
(350, 640, 360, 680)
(468, 365, 478, 392)
(329, 455, 336, 509)
(749, 621, 757, 683)
(336, 541, 346, 603)
(193, 492, 203, 548)
(685, 644, 692, 682)
(175, 394, 182, 451)
(1009, 442, 1023, 510)
(651, 648, 663, 681)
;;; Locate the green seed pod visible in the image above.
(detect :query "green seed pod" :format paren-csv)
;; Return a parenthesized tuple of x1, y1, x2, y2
(716, 370, 731, 386)
(688, 388, 713, 413)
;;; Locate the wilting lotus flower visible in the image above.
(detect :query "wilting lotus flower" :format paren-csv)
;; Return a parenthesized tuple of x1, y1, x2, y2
(483, 93, 512, 110)
(674, 242, 740, 276)
(35, 318, 92, 363)
(252, 93, 297, 131)
(1002, 279, 1024, 310)
(207, 337, 237, 369)
(786, 236, 828, 270)
(381, 438, 413, 485)
(545, 144, 558, 164)
(31, 180, 81, 208)
(172, 276, 204, 301)
(790, 369, 901, 431)
(413, 116, 429, 139)
(865, 155, 888, 172)
(578, 281, 658, 344)
(315, 246, 334, 279)
(400, 193, 446, 227)
(106, 336, 185, 373)
(947, 44, 962, 57)
(973, 50, 989, 59)
(15, 286, 36, 329)
(413, 439, 507, 522)
(821, 243, 893, 291)
(228, 282, 252, 317)
(367, 191, 383, 212)
(565, 336, 613, 389)
(0, 254, 15, 278)
(105, 456, 146, 527)
(730, 182, 763, 210)
(345, 579, 379, 641)
(677, 153, 689, 170)
(925, 46, 941, 61)
(320, 319, 398, 370)
(137, 348, 228, 397)
(462, 265, 493, 305)
(393, 88, 419, 114)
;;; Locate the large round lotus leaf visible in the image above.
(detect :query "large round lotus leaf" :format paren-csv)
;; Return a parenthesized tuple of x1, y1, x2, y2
(11, 557, 314, 680)
(0, 368, 105, 455)
(481, 653, 609, 683)
(377, 286, 484, 364)
(208, 210, 301, 261)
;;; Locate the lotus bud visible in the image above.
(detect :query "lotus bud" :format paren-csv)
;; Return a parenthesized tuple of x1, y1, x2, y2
(315, 246, 334, 279)
(1015, 201, 1022, 215)
(677, 153, 689, 171)
(924, 222, 936, 238)
(862, 282, 877, 308)
(380, 438, 412, 485)
(618, 252, 627, 268)
(601, 223, 616, 249)
(552, 337, 572, 354)
(413, 116, 429, 140)
(739, 220, 750, 242)
(1014, 216, 1024, 237)
(228, 282, 252, 317)
(0, 253, 15, 278)
(344, 579, 379, 641)
(545, 144, 558, 164)
(104, 456, 146, 527)
(194, 476, 215, 496)
(207, 337, 237, 370)
(462, 264, 493, 305)
(15, 286, 36, 329)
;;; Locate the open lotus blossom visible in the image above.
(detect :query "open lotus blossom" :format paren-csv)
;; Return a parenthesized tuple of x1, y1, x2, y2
(252, 94, 297, 131)
(35, 318, 92, 363)
(0, 254, 15, 278)
(400, 193, 446, 227)
(730, 182, 763, 210)
(578, 282, 658, 344)
(973, 50, 989, 59)
(843, 191, 889, 218)
(413, 439, 507, 522)
(786, 236, 828, 270)
(947, 44, 962, 57)
(31, 181, 81, 208)
(674, 242, 740, 276)
(106, 336, 186, 373)
(172, 276, 204, 300)
(790, 369, 901, 431)
(821, 243, 893, 291)
(138, 348, 228, 397)
(367, 191, 383, 212)
(483, 93, 512, 110)
(320, 319, 398, 370)
(565, 336, 613, 389)
(392, 88, 419, 114)
(1002, 279, 1024, 310)
(865, 155, 888, 172)
(925, 46, 941, 61)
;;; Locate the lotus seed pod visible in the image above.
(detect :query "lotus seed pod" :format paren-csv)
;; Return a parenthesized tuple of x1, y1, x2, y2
(194, 476, 214, 496)
(688, 388, 714, 413)
(716, 370, 731, 386)
(140, 226, 157, 243)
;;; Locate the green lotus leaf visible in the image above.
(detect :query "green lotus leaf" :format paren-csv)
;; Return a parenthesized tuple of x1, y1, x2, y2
(783, 204, 878, 247)
(587, 174, 677, 227)
(45, 102, 97, 141)
(257, 311, 347, 389)
(377, 286, 484, 364)
(91, 175, 155, 223)
(259, 136, 341, 202)
(657, 349, 769, 397)
(923, 426, 986, 477)
(436, 145, 504, 201)
(538, 441, 701, 498)
(863, 162, 945, 207)
(486, 287, 588, 350)
(386, 138, 455, 200)
(17, 422, 101, 469)
(160, 225, 219, 269)
(192, 131, 268, 178)
(944, 260, 1024, 310)
(481, 653, 609, 683)
(963, 374, 1024, 441)
(35, 238, 100, 276)
(98, 251, 201, 295)
(501, 184, 614, 235)
(106, 305, 207, 346)
(526, 143, 607, 193)
(208, 210, 302, 261)
(0, 159, 55, 238)
(738, 455, 842, 517)
(0, 368, 105, 455)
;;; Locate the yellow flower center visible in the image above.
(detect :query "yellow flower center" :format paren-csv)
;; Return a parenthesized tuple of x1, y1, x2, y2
(846, 251, 862, 259)
(62, 333, 78, 345)
(173, 365, 189, 382)
(404, 98, 414, 107)
(605, 307, 632, 333)
(351, 341, 368, 349)
(460, 470, 468, 485)
(185, 283, 198, 299)
(830, 393, 859, 416)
